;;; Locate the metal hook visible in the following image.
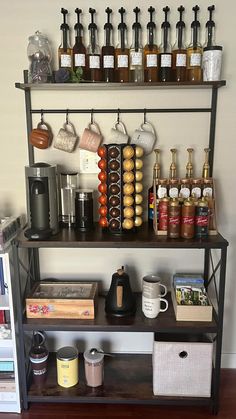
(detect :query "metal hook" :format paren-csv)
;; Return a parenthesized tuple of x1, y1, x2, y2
(143, 108, 147, 124)
(91, 109, 94, 124)
(40, 109, 44, 124)
(66, 109, 69, 125)
(117, 108, 120, 124)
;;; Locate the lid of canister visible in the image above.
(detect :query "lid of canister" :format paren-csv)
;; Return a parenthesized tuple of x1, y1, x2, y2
(57, 346, 78, 361)
(75, 189, 93, 200)
(203, 45, 223, 52)
(84, 349, 104, 364)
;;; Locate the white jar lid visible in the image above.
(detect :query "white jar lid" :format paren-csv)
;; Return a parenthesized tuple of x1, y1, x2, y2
(84, 348, 104, 363)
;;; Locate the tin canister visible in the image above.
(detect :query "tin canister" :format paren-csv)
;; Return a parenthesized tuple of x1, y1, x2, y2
(56, 346, 78, 388)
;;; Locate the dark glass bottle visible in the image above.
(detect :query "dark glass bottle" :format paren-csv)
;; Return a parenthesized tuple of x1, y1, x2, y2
(187, 5, 203, 82)
(144, 6, 158, 82)
(115, 8, 129, 82)
(129, 7, 144, 83)
(86, 8, 101, 82)
(72, 8, 86, 78)
(159, 6, 172, 82)
(102, 8, 115, 82)
(172, 6, 187, 82)
(58, 8, 72, 71)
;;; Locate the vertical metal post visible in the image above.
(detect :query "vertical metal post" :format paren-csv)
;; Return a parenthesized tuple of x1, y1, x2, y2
(209, 87, 218, 177)
(23, 70, 34, 165)
(204, 249, 210, 290)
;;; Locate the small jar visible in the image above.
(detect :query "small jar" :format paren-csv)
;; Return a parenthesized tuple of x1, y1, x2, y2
(84, 349, 104, 387)
(157, 179, 168, 199)
(181, 198, 195, 239)
(179, 178, 191, 199)
(75, 189, 94, 231)
(191, 178, 202, 200)
(168, 179, 179, 199)
(27, 31, 52, 83)
(168, 198, 180, 238)
(57, 346, 78, 388)
(195, 198, 209, 238)
(159, 197, 169, 231)
(202, 178, 213, 198)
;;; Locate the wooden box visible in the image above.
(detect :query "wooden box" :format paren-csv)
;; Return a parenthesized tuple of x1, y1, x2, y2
(26, 281, 98, 319)
(171, 288, 212, 322)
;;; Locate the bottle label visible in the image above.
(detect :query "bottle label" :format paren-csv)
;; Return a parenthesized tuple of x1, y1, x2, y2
(182, 216, 195, 225)
(158, 186, 167, 199)
(203, 187, 213, 198)
(169, 187, 179, 198)
(146, 54, 157, 68)
(176, 53, 187, 67)
(103, 55, 114, 69)
(190, 53, 201, 67)
(131, 51, 142, 66)
(61, 54, 72, 68)
(161, 54, 172, 68)
(180, 187, 190, 199)
(75, 53, 85, 67)
(118, 54, 128, 68)
(195, 215, 208, 226)
(169, 216, 180, 225)
(89, 55, 100, 69)
(191, 187, 201, 199)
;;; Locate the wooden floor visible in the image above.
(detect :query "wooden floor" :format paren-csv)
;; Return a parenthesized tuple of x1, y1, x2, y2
(0, 369, 235, 419)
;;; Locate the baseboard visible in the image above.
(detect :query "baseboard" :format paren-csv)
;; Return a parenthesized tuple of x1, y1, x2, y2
(221, 353, 236, 368)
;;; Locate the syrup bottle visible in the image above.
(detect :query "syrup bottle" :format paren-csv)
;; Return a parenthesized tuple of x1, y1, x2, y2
(86, 8, 101, 82)
(186, 148, 194, 178)
(172, 6, 187, 82)
(159, 6, 172, 82)
(144, 6, 158, 82)
(169, 149, 177, 179)
(187, 5, 203, 82)
(115, 8, 129, 82)
(102, 8, 115, 82)
(148, 149, 161, 227)
(58, 8, 72, 71)
(73, 8, 86, 77)
(129, 7, 144, 83)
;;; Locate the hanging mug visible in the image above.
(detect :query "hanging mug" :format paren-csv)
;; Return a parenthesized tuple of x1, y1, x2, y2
(131, 121, 156, 155)
(30, 121, 53, 149)
(109, 121, 129, 144)
(79, 122, 103, 153)
(54, 122, 78, 153)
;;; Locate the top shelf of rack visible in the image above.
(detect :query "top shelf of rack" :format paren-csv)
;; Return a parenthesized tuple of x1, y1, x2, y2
(15, 80, 226, 92)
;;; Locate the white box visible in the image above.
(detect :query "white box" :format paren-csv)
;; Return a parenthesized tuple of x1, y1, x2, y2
(153, 338, 213, 397)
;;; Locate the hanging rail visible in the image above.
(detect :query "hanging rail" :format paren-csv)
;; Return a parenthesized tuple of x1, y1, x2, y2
(31, 107, 211, 115)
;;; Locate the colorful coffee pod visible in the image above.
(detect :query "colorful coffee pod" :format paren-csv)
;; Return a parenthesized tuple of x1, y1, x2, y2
(135, 159, 143, 170)
(135, 171, 143, 181)
(135, 182, 143, 193)
(123, 145, 135, 159)
(123, 183, 135, 195)
(135, 205, 143, 216)
(122, 218, 134, 230)
(135, 146, 144, 158)
(123, 171, 134, 183)
(123, 159, 134, 171)
(124, 207, 135, 219)
(135, 194, 143, 205)
(123, 195, 134, 207)
(108, 146, 119, 158)
(134, 216, 143, 227)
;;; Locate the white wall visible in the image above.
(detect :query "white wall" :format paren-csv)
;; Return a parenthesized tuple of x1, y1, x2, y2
(0, 0, 235, 366)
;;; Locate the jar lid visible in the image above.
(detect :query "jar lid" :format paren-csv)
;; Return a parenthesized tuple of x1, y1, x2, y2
(75, 189, 93, 199)
(84, 349, 104, 363)
(28, 31, 49, 43)
(57, 346, 78, 361)
(203, 45, 223, 52)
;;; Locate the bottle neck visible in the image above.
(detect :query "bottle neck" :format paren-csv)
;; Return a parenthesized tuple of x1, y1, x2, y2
(61, 29, 71, 50)
(104, 28, 113, 47)
(89, 29, 97, 53)
(147, 27, 156, 46)
(118, 29, 127, 50)
(132, 28, 142, 50)
(205, 26, 216, 47)
(160, 28, 171, 53)
(176, 27, 185, 50)
(191, 26, 201, 49)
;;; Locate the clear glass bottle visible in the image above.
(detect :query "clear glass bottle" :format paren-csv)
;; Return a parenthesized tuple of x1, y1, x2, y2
(86, 8, 101, 82)
(58, 8, 73, 71)
(27, 31, 52, 83)
(102, 7, 115, 82)
(172, 6, 187, 82)
(115, 8, 129, 82)
(159, 6, 172, 82)
(144, 6, 158, 82)
(72, 8, 86, 78)
(187, 5, 203, 82)
(129, 7, 144, 83)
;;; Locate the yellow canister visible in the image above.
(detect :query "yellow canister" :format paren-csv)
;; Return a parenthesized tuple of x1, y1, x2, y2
(56, 346, 78, 388)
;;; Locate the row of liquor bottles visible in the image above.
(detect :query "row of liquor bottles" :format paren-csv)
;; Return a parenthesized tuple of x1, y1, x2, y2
(57, 5, 221, 83)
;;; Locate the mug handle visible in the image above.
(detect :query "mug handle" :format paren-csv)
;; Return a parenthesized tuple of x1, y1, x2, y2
(113, 121, 127, 134)
(88, 122, 101, 135)
(159, 298, 168, 312)
(160, 284, 167, 297)
(63, 122, 76, 135)
(140, 121, 155, 134)
(33, 331, 45, 346)
(37, 121, 50, 132)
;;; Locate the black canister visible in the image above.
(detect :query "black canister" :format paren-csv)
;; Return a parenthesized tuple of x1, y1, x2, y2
(195, 198, 209, 238)
(75, 189, 93, 231)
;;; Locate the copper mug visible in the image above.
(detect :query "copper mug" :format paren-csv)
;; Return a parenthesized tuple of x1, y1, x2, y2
(79, 122, 103, 153)
(30, 121, 53, 149)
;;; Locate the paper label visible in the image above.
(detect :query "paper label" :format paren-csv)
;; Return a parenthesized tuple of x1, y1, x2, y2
(190, 53, 201, 67)
(157, 186, 167, 199)
(117, 54, 128, 68)
(146, 54, 157, 68)
(191, 187, 201, 199)
(203, 187, 213, 198)
(169, 187, 179, 198)
(89, 55, 100, 69)
(161, 54, 172, 68)
(61, 54, 72, 68)
(103, 55, 114, 68)
(176, 53, 187, 67)
(75, 53, 85, 67)
(131, 51, 142, 66)
(180, 187, 190, 198)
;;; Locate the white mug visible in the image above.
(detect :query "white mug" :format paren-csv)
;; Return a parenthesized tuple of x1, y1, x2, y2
(109, 121, 129, 144)
(142, 275, 168, 319)
(54, 122, 77, 153)
(131, 122, 156, 155)
(142, 296, 168, 319)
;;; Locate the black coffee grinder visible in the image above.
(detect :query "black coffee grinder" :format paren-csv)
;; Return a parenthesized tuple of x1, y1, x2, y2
(105, 267, 136, 317)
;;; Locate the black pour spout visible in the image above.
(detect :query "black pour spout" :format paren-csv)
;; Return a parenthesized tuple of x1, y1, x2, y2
(60, 8, 69, 51)
(89, 8, 97, 53)
(132, 7, 141, 52)
(162, 6, 170, 53)
(147, 6, 156, 46)
(191, 5, 200, 49)
(118, 7, 127, 51)
(74, 8, 83, 39)
(176, 5, 185, 50)
(104, 7, 113, 46)
(206, 5, 215, 47)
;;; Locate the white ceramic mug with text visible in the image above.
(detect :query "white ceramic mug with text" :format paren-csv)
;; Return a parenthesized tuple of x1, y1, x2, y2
(142, 275, 168, 319)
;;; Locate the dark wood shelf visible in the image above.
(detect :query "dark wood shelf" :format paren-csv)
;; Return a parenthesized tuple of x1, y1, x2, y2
(15, 80, 226, 91)
(28, 353, 211, 406)
(23, 293, 217, 333)
(17, 223, 228, 250)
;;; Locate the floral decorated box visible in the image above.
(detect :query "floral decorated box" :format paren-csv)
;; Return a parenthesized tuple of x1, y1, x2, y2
(26, 281, 98, 319)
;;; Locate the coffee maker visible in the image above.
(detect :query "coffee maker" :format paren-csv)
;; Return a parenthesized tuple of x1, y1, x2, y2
(25, 163, 59, 240)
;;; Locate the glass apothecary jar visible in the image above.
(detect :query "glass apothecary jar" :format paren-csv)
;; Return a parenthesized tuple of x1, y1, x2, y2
(27, 31, 52, 83)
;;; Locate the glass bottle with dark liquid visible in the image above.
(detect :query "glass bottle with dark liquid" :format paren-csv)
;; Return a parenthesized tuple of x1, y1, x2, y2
(86, 8, 101, 82)
(102, 7, 115, 82)
(58, 8, 72, 72)
(187, 5, 203, 82)
(129, 7, 144, 83)
(72, 8, 86, 78)
(115, 7, 129, 83)
(172, 6, 187, 82)
(159, 6, 172, 82)
(144, 6, 158, 82)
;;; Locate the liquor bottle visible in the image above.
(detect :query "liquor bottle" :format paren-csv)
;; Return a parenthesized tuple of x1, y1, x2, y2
(102, 8, 115, 82)
(129, 7, 144, 83)
(86, 8, 101, 82)
(187, 5, 203, 82)
(144, 6, 158, 82)
(159, 6, 172, 82)
(72, 8, 86, 78)
(186, 148, 194, 179)
(148, 149, 161, 227)
(172, 6, 187, 82)
(58, 8, 72, 71)
(115, 8, 129, 83)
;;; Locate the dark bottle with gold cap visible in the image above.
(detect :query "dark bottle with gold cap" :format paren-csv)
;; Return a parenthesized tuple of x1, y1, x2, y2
(168, 198, 180, 238)
(159, 196, 169, 231)
(144, 6, 159, 82)
(159, 6, 172, 82)
(181, 198, 195, 239)
(195, 198, 209, 238)
(186, 148, 194, 179)
(102, 8, 115, 82)
(73, 9, 86, 77)
(169, 148, 177, 180)
(172, 6, 187, 82)
(86, 8, 101, 82)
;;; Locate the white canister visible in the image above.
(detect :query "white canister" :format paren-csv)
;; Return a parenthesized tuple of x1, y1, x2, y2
(203, 46, 223, 81)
